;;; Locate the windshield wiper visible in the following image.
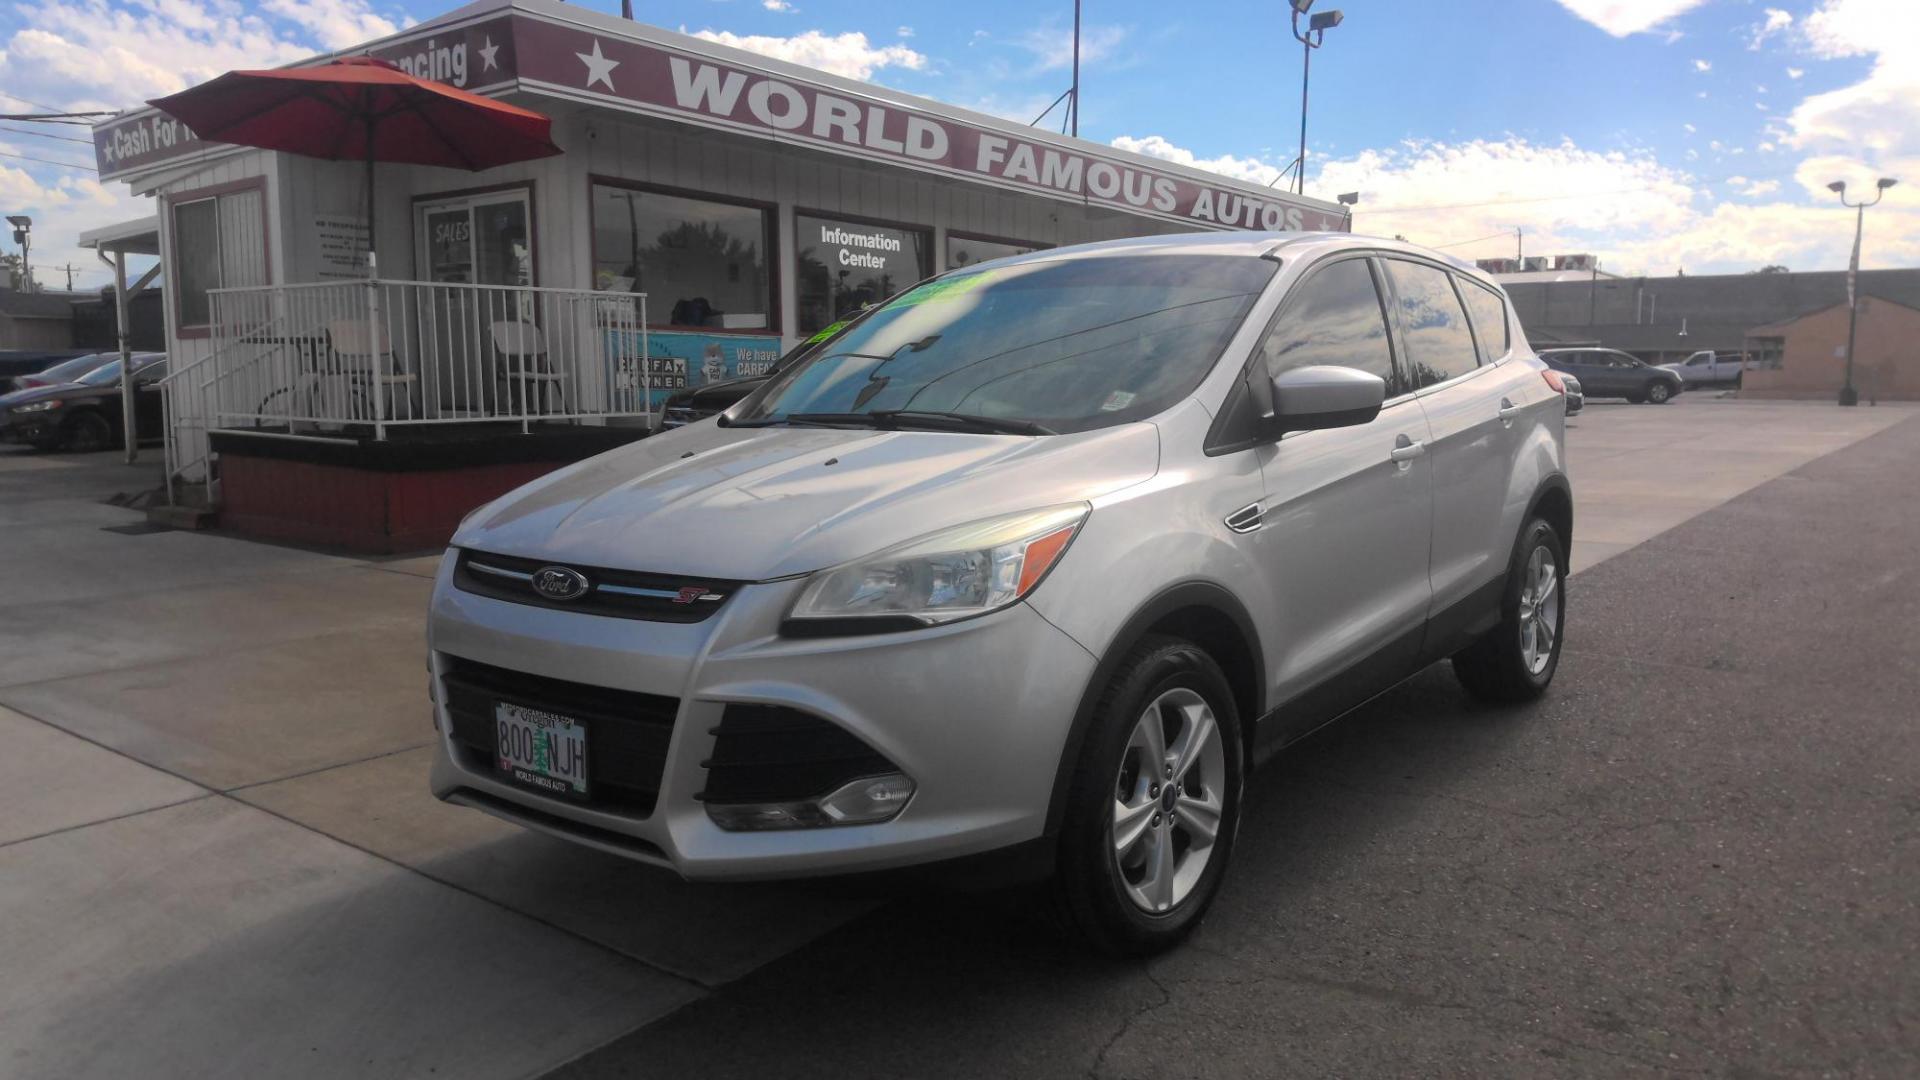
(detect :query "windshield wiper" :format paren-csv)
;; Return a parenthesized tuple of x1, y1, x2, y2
(871, 410, 1056, 436)
(733, 410, 1054, 435)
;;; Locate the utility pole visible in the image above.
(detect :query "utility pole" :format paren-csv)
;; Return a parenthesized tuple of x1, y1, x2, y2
(1515, 226, 1523, 264)
(52, 262, 83, 291)
(1070, 0, 1080, 137)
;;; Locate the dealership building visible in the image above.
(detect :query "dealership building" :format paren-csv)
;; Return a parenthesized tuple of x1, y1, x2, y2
(88, 0, 1348, 549)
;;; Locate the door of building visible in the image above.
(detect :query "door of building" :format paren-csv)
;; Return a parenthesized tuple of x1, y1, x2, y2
(415, 189, 533, 415)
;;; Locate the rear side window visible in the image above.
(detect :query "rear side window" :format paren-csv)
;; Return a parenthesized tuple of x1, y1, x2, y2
(1382, 259, 1479, 388)
(1458, 278, 1510, 362)
(1259, 257, 1406, 397)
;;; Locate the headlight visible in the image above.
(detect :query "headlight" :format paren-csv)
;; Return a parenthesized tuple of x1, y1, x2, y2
(11, 400, 59, 414)
(786, 504, 1088, 632)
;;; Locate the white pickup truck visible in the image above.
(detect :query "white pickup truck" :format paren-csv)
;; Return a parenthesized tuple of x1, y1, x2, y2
(1659, 350, 1745, 387)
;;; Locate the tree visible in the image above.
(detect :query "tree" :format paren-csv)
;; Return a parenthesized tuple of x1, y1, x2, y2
(1751, 264, 1790, 274)
(1, 252, 27, 291)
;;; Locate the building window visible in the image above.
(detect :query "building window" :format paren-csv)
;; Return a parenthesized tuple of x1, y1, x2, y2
(947, 233, 1043, 271)
(590, 182, 773, 332)
(171, 187, 267, 328)
(795, 213, 931, 335)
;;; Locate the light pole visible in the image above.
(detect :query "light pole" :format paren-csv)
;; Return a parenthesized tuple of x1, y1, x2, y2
(6, 215, 31, 292)
(1288, 0, 1343, 196)
(1828, 176, 1898, 406)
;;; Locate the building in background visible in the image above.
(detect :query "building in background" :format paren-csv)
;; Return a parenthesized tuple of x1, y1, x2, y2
(1504, 267, 1920, 365)
(0, 288, 80, 349)
(1741, 295, 1920, 402)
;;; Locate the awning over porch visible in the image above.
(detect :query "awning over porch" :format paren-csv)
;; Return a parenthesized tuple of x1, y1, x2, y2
(78, 215, 161, 256)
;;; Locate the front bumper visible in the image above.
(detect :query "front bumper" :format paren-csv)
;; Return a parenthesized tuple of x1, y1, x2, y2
(0, 413, 56, 444)
(426, 552, 1097, 881)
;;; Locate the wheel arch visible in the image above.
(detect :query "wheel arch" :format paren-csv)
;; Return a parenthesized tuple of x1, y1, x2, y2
(1041, 580, 1264, 838)
(1526, 473, 1574, 551)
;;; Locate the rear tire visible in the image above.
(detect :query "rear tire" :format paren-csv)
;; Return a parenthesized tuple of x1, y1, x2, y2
(1647, 381, 1673, 404)
(59, 411, 114, 452)
(1051, 635, 1244, 956)
(1453, 518, 1567, 703)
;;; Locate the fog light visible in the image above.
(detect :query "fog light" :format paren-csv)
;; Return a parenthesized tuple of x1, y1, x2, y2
(706, 773, 915, 831)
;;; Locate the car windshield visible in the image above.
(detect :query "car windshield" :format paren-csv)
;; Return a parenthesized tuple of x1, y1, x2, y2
(34, 354, 113, 382)
(732, 254, 1276, 434)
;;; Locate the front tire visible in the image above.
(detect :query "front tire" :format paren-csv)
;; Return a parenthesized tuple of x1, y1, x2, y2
(1647, 381, 1673, 404)
(1052, 635, 1244, 955)
(1453, 518, 1567, 702)
(59, 411, 114, 452)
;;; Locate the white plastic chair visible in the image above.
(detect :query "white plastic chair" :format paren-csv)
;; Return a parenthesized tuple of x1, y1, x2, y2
(491, 320, 566, 416)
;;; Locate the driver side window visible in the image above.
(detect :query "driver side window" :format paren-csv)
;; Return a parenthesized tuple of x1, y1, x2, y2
(1258, 258, 1407, 398)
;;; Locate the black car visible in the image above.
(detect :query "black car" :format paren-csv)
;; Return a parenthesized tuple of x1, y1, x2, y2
(0, 348, 90, 389)
(0, 354, 168, 451)
(1538, 348, 1683, 405)
(658, 324, 852, 427)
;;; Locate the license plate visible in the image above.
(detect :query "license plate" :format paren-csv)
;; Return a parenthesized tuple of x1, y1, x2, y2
(494, 701, 589, 798)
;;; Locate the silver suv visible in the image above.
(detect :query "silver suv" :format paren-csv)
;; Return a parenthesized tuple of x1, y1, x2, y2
(428, 232, 1573, 954)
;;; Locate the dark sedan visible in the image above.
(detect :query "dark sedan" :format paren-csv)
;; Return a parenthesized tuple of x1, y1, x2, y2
(6, 351, 155, 394)
(1538, 348, 1683, 404)
(659, 323, 852, 427)
(0, 354, 168, 451)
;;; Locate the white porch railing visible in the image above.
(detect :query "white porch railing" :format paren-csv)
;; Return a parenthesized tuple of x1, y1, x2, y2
(162, 279, 654, 489)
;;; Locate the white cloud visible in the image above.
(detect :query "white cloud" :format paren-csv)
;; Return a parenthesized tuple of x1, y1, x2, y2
(1748, 8, 1792, 50)
(0, 1, 319, 103)
(897, 26, 913, 38)
(0, 157, 156, 290)
(1692, 58, 1712, 72)
(760, 0, 794, 12)
(1016, 22, 1126, 72)
(1554, 0, 1710, 37)
(1110, 134, 1286, 186)
(260, 0, 402, 51)
(1118, 131, 1919, 274)
(1683, 123, 1696, 134)
(688, 29, 927, 80)
(1786, 67, 1805, 79)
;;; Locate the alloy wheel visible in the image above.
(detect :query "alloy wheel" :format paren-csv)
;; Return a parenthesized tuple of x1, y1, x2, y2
(1517, 545, 1560, 675)
(1112, 687, 1226, 914)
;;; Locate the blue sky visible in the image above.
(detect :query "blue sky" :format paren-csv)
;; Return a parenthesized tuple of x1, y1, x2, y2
(2, 0, 1916, 285)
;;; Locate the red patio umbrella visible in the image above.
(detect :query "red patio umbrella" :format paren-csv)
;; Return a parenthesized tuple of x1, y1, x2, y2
(148, 57, 562, 271)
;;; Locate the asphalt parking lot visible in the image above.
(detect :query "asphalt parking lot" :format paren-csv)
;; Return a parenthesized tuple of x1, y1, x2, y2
(2, 395, 1916, 1078)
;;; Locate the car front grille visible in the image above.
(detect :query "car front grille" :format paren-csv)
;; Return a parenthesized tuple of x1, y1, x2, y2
(453, 548, 742, 623)
(439, 654, 679, 817)
(697, 704, 900, 805)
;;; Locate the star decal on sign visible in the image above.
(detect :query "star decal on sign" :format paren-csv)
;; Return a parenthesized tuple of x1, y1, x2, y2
(478, 37, 500, 72)
(577, 41, 619, 92)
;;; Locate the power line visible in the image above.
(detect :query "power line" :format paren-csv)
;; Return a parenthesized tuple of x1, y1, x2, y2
(0, 123, 94, 145)
(1431, 230, 1514, 250)
(0, 89, 63, 112)
(0, 148, 97, 171)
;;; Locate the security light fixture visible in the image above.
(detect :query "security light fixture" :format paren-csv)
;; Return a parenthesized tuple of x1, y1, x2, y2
(1290, 0, 1313, 12)
(1310, 10, 1344, 30)
(1288, 1, 1346, 196)
(1831, 174, 1899, 406)
(1337, 191, 1360, 205)
(4, 215, 28, 229)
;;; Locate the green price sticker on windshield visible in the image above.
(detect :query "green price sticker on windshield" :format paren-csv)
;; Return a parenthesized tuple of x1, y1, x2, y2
(889, 270, 997, 309)
(806, 320, 850, 345)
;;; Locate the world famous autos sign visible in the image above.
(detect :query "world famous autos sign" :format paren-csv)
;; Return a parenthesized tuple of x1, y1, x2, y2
(511, 17, 1349, 233)
(99, 7, 1348, 235)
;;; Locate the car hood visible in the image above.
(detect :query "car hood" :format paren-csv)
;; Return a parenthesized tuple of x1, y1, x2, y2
(455, 421, 1161, 580)
(0, 382, 88, 408)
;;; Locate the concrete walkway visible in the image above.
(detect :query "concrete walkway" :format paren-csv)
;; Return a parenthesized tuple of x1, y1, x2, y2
(0, 397, 1911, 1078)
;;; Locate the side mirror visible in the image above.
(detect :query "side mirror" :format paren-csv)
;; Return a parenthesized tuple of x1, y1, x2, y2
(1268, 365, 1385, 433)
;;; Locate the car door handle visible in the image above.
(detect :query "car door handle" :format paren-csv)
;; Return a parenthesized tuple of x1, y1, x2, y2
(1498, 398, 1521, 424)
(1389, 437, 1426, 465)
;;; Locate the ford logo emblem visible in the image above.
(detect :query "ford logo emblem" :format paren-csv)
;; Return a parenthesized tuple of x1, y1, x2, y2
(531, 566, 590, 601)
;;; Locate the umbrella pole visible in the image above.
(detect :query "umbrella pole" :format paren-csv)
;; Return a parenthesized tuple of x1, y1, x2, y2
(364, 146, 387, 439)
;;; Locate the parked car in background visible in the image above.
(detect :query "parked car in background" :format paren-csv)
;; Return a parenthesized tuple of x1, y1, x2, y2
(0, 354, 168, 451)
(429, 232, 1574, 955)
(1538, 347, 1683, 404)
(1560, 373, 1584, 416)
(659, 328, 849, 428)
(1659, 349, 1744, 388)
(5, 351, 151, 394)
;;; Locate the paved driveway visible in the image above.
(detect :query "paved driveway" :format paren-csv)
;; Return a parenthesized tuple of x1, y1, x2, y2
(0, 398, 1912, 1078)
